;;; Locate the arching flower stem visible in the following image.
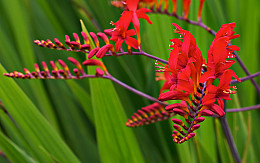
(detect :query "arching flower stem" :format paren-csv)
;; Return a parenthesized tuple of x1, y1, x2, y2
(103, 51, 168, 64)
(230, 71, 260, 84)
(231, 51, 260, 95)
(226, 104, 260, 112)
(108, 75, 167, 106)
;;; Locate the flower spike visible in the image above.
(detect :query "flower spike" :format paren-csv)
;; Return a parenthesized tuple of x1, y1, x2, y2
(4, 57, 109, 80)
(125, 103, 174, 127)
(155, 23, 240, 143)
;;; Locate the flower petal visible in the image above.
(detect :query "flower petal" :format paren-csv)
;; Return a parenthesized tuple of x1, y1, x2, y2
(125, 36, 138, 49)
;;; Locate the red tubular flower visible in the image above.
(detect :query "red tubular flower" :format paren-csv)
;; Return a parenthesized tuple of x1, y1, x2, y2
(200, 23, 240, 83)
(117, 0, 152, 46)
(203, 70, 239, 108)
(168, 24, 203, 91)
(110, 28, 138, 52)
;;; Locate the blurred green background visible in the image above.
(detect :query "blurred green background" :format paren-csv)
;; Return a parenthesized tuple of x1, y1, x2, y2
(0, 0, 259, 162)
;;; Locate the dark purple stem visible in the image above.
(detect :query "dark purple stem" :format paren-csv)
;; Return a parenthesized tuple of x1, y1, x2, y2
(232, 51, 260, 96)
(231, 71, 260, 84)
(104, 51, 168, 64)
(108, 75, 167, 106)
(219, 116, 241, 163)
(226, 104, 260, 112)
(0, 100, 17, 126)
(150, 9, 216, 35)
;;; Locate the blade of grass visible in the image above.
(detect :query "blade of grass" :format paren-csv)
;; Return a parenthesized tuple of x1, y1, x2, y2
(0, 132, 37, 163)
(81, 21, 145, 163)
(0, 64, 80, 163)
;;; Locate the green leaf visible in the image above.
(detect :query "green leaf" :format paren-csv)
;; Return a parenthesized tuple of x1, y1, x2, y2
(0, 64, 80, 163)
(0, 132, 36, 163)
(81, 21, 145, 163)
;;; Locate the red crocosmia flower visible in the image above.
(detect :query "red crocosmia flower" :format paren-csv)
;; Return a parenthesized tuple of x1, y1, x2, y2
(200, 23, 240, 83)
(208, 23, 239, 63)
(202, 70, 239, 108)
(215, 23, 239, 40)
(118, 0, 152, 46)
(170, 24, 203, 89)
(110, 28, 138, 52)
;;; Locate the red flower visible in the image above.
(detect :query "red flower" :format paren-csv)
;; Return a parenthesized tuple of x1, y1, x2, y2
(200, 23, 240, 83)
(117, 0, 152, 45)
(110, 28, 138, 52)
(203, 70, 238, 108)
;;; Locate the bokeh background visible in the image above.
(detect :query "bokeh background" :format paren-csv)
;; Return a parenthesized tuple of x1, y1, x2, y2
(0, 0, 259, 162)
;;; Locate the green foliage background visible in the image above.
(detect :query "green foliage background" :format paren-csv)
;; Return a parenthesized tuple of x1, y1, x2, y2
(0, 0, 259, 162)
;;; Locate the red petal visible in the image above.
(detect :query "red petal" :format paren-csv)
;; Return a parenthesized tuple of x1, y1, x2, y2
(218, 70, 234, 88)
(126, 29, 136, 37)
(215, 60, 235, 76)
(209, 104, 225, 117)
(115, 39, 124, 52)
(182, 31, 191, 57)
(136, 8, 152, 24)
(199, 70, 215, 83)
(125, 36, 138, 49)
(202, 94, 216, 105)
(168, 46, 179, 70)
(118, 11, 133, 30)
(212, 37, 229, 63)
(172, 23, 183, 31)
(126, 0, 138, 11)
